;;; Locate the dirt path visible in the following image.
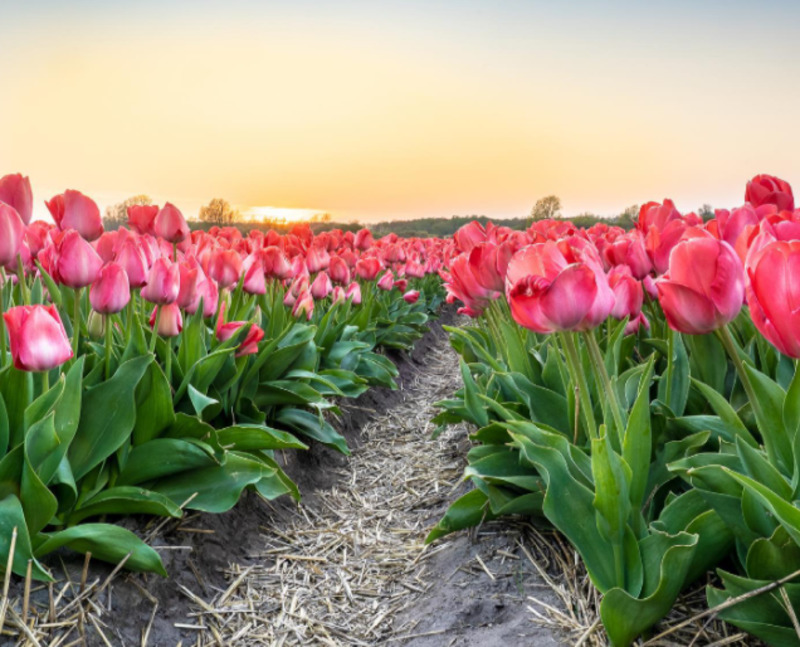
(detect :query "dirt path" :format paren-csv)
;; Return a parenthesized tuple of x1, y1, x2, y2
(192, 326, 567, 646)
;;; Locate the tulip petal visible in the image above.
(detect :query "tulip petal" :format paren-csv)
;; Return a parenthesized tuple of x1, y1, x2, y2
(539, 264, 597, 331)
(657, 281, 718, 334)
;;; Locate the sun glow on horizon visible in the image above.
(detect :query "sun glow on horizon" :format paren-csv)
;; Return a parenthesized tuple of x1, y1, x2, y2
(244, 206, 325, 225)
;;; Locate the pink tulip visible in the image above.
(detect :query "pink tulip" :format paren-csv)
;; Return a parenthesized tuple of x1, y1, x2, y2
(329, 256, 351, 284)
(191, 272, 219, 317)
(292, 289, 314, 320)
(127, 205, 159, 236)
(440, 253, 497, 317)
(746, 174, 794, 212)
(355, 257, 382, 281)
(153, 203, 190, 243)
(454, 220, 487, 253)
(216, 306, 264, 357)
(394, 278, 408, 292)
(0, 173, 33, 225)
(242, 255, 266, 295)
(468, 242, 513, 292)
(0, 203, 26, 268)
(306, 246, 330, 273)
(602, 231, 653, 279)
(403, 290, 420, 304)
(149, 303, 183, 337)
(656, 237, 744, 335)
(177, 262, 200, 310)
(377, 270, 394, 291)
(46, 190, 104, 241)
(345, 281, 362, 305)
(55, 230, 104, 289)
(90, 263, 131, 314)
(114, 238, 150, 288)
(3, 305, 73, 371)
(142, 258, 180, 305)
(607, 266, 643, 322)
(505, 240, 614, 333)
(209, 249, 243, 289)
(262, 246, 293, 280)
(310, 272, 333, 299)
(746, 240, 800, 358)
(331, 286, 347, 304)
(354, 229, 374, 250)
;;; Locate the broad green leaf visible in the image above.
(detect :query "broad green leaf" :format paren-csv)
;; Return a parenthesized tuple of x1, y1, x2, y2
(742, 362, 792, 474)
(216, 425, 307, 451)
(36, 523, 166, 576)
(0, 495, 51, 580)
(623, 357, 654, 512)
(426, 489, 494, 543)
(67, 486, 183, 524)
(133, 360, 176, 445)
(275, 408, 350, 455)
(68, 355, 152, 479)
(117, 438, 219, 485)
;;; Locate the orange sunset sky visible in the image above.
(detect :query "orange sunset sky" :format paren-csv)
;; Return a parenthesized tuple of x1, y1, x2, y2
(3, 0, 800, 224)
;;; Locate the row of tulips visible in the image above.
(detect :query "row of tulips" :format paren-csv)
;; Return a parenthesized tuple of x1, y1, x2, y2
(0, 173, 447, 580)
(433, 174, 800, 646)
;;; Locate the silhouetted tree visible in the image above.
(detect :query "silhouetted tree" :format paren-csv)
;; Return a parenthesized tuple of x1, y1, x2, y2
(530, 195, 562, 222)
(199, 198, 240, 226)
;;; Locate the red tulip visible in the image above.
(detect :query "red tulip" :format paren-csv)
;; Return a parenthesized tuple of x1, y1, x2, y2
(602, 231, 652, 279)
(746, 240, 800, 358)
(46, 190, 104, 241)
(306, 246, 330, 273)
(746, 174, 794, 212)
(454, 220, 487, 253)
(468, 242, 513, 292)
(403, 290, 420, 304)
(55, 230, 104, 289)
(90, 263, 131, 314)
(142, 258, 180, 305)
(656, 237, 744, 335)
(394, 278, 408, 292)
(0, 203, 25, 268)
(149, 303, 183, 337)
(440, 253, 497, 317)
(0, 173, 33, 225)
(191, 271, 219, 317)
(242, 255, 266, 295)
(153, 203, 190, 243)
(209, 249, 243, 289)
(127, 205, 159, 236)
(3, 305, 73, 371)
(505, 240, 613, 333)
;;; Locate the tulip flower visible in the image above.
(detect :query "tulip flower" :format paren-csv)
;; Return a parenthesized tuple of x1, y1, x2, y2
(306, 246, 330, 273)
(377, 270, 394, 291)
(149, 303, 183, 337)
(505, 240, 614, 333)
(242, 255, 266, 295)
(0, 203, 26, 268)
(602, 231, 653, 279)
(355, 257, 382, 281)
(262, 246, 293, 280)
(142, 258, 180, 305)
(209, 249, 243, 289)
(127, 205, 159, 236)
(403, 290, 420, 304)
(114, 238, 150, 288)
(394, 278, 408, 292)
(656, 237, 744, 335)
(345, 281, 362, 305)
(331, 286, 347, 304)
(90, 263, 131, 314)
(746, 240, 800, 358)
(55, 230, 104, 289)
(440, 253, 497, 317)
(607, 265, 644, 322)
(153, 203, 190, 243)
(468, 242, 512, 292)
(292, 288, 314, 320)
(216, 305, 265, 357)
(329, 256, 351, 284)
(3, 305, 73, 371)
(354, 229, 374, 250)
(453, 220, 487, 253)
(745, 174, 794, 212)
(46, 190, 104, 241)
(310, 271, 333, 299)
(0, 173, 33, 225)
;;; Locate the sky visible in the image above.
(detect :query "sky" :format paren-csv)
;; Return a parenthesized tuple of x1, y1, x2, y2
(2, 0, 800, 224)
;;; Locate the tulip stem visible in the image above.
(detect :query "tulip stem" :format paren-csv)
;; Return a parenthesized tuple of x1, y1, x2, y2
(104, 316, 113, 380)
(126, 298, 135, 343)
(16, 255, 28, 305)
(72, 288, 81, 358)
(665, 326, 674, 407)
(0, 314, 6, 369)
(582, 331, 626, 440)
(41, 370, 49, 395)
(150, 306, 161, 354)
(165, 341, 172, 386)
(560, 332, 597, 442)
(717, 324, 762, 430)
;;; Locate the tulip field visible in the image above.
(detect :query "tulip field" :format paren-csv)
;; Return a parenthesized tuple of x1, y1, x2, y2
(1, 172, 800, 645)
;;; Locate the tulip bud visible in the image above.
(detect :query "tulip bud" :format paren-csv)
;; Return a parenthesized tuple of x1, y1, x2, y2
(154, 202, 190, 243)
(127, 205, 159, 236)
(209, 249, 243, 289)
(345, 281, 362, 305)
(149, 303, 183, 337)
(46, 190, 104, 241)
(56, 230, 104, 289)
(0, 173, 33, 225)
(0, 203, 25, 268)
(90, 263, 131, 314)
(402, 289, 420, 304)
(142, 258, 180, 305)
(3, 305, 73, 371)
(87, 310, 107, 338)
(377, 270, 394, 291)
